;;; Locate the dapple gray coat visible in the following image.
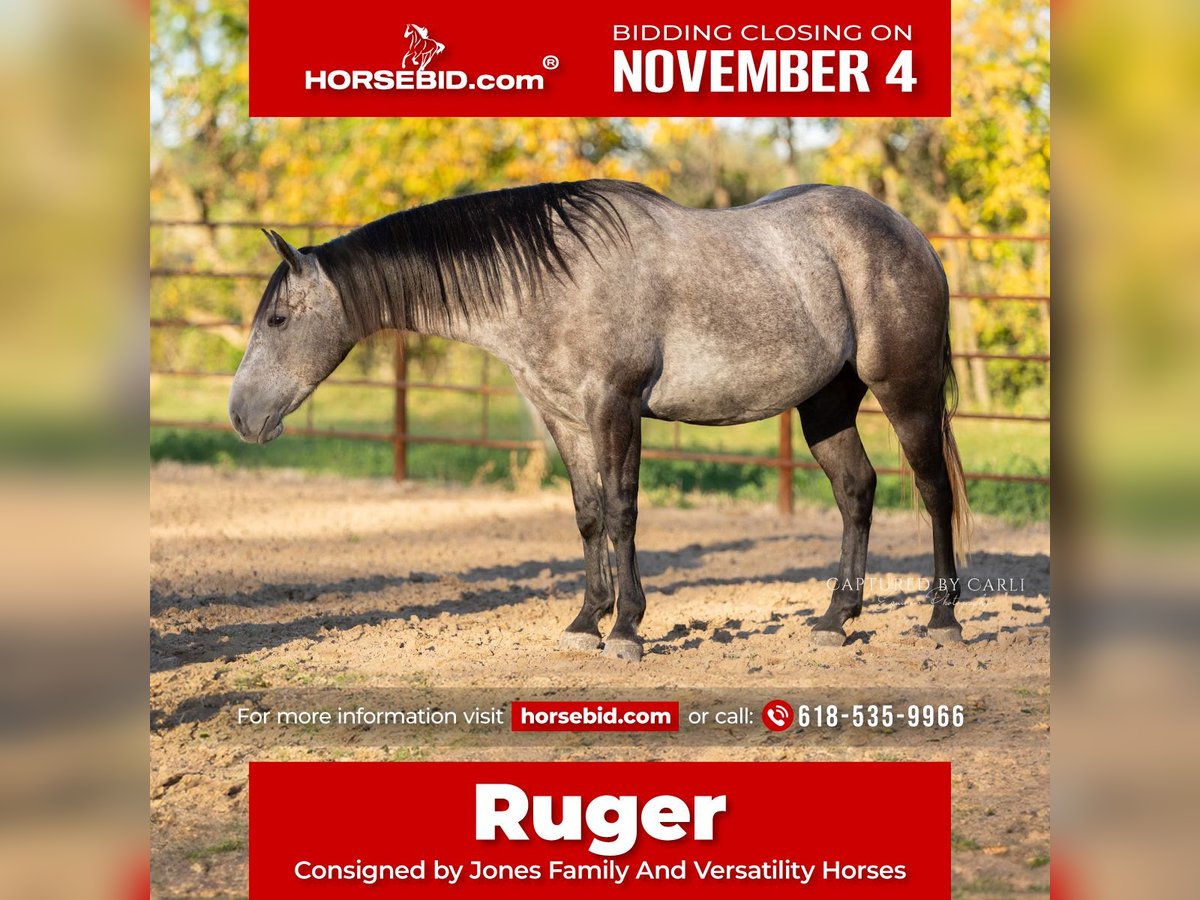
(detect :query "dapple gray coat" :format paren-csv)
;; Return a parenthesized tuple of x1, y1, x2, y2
(229, 181, 970, 661)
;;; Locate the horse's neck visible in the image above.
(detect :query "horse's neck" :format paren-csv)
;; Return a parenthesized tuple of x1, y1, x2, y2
(403, 299, 517, 360)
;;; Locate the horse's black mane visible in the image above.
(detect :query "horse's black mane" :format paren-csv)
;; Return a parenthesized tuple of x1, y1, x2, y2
(256, 180, 667, 336)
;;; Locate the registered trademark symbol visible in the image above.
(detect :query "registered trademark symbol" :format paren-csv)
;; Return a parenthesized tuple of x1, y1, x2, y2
(542, 55, 559, 70)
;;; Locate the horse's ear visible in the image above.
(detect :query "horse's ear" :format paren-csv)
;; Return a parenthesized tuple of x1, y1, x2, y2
(263, 228, 305, 274)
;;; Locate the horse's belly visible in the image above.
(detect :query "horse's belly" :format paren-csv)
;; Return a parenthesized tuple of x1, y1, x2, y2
(644, 345, 844, 425)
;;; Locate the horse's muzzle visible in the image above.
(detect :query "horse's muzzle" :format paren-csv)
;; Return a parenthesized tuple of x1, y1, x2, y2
(229, 403, 283, 444)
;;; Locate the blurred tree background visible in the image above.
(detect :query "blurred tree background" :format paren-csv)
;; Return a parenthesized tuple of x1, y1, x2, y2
(150, 0, 1050, 519)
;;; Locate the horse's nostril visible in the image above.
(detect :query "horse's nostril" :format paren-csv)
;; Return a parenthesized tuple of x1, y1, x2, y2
(232, 411, 244, 434)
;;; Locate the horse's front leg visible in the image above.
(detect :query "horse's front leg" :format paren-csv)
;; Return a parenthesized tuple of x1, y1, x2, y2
(588, 391, 646, 662)
(543, 417, 614, 652)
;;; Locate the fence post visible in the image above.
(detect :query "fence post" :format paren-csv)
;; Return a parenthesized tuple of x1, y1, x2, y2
(778, 410, 794, 515)
(393, 331, 408, 482)
(480, 354, 490, 441)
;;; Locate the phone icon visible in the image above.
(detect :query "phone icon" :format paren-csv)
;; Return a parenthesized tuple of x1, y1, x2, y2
(762, 700, 793, 732)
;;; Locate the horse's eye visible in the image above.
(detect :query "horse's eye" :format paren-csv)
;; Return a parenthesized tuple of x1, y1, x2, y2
(267, 314, 287, 328)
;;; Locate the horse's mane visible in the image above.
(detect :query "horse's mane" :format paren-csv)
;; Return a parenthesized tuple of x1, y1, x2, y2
(256, 180, 667, 336)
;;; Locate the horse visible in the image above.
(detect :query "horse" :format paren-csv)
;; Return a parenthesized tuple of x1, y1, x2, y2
(402, 24, 445, 72)
(229, 180, 971, 662)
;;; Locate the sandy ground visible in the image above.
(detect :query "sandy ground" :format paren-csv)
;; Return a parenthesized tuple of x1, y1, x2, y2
(150, 463, 1050, 898)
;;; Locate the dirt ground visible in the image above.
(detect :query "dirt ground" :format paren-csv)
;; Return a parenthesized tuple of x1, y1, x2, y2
(150, 463, 1050, 898)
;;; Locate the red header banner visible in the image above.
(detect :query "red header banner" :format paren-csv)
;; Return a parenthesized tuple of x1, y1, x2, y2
(249, 0, 950, 117)
(250, 761, 949, 897)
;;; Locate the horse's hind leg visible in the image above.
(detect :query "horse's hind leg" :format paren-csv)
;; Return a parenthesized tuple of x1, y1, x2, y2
(872, 381, 963, 643)
(798, 366, 875, 646)
(543, 417, 614, 652)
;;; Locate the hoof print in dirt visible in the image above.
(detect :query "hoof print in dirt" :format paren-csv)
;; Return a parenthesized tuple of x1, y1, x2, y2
(810, 629, 848, 647)
(558, 631, 602, 653)
(601, 638, 643, 662)
(927, 626, 964, 645)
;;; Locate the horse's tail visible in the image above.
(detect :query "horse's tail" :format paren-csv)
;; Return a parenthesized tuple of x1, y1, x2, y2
(940, 323, 972, 564)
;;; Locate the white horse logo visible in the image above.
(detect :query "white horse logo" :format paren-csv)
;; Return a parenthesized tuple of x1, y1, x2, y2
(403, 23, 446, 72)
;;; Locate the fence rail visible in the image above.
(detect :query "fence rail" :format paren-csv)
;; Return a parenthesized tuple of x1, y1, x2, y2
(150, 220, 1050, 513)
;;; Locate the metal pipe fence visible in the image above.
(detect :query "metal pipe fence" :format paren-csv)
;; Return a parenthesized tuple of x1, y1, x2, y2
(150, 220, 1050, 514)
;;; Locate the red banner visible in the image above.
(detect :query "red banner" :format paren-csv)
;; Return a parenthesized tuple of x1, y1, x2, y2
(249, 0, 950, 117)
(250, 761, 949, 897)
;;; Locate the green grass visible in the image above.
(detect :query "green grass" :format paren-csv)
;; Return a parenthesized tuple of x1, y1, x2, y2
(185, 839, 243, 860)
(389, 746, 425, 761)
(952, 832, 982, 851)
(953, 877, 1016, 896)
(150, 344, 1048, 522)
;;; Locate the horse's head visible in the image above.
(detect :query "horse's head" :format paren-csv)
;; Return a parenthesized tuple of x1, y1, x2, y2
(228, 230, 354, 444)
(404, 23, 426, 39)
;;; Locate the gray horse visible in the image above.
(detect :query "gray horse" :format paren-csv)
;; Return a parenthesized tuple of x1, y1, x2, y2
(229, 180, 970, 661)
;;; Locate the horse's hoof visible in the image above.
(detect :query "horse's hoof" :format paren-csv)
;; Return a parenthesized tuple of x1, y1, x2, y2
(558, 631, 601, 652)
(927, 626, 964, 645)
(601, 638, 643, 662)
(810, 629, 848, 647)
